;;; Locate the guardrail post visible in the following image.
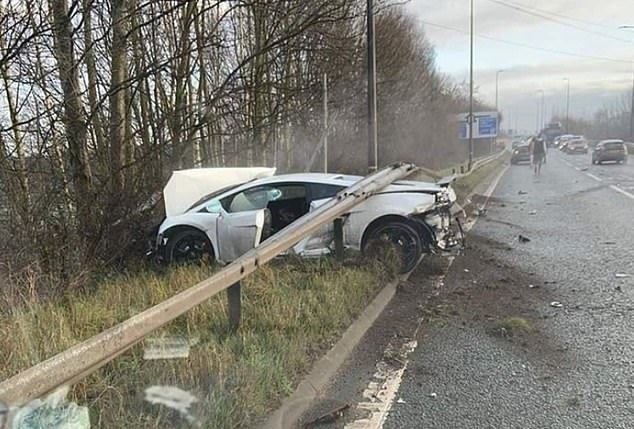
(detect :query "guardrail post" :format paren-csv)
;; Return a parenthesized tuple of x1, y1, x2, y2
(227, 282, 241, 332)
(333, 218, 344, 262)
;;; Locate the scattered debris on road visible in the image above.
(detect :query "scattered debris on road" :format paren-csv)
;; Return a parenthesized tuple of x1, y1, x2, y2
(550, 301, 564, 308)
(603, 241, 616, 245)
(528, 284, 539, 289)
(518, 234, 531, 243)
(429, 393, 437, 399)
(615, 273, 629, 278)
(464, 268, 470, 273)
(396, 398, 406, 404)
(528, 210, 537, 215)
(518, 190, 528, 195)
(304, 404, 350, 427)
(580, 167, 589, 171)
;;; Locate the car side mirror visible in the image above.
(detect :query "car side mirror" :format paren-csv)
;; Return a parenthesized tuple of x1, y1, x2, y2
(205, 200, 223, 214)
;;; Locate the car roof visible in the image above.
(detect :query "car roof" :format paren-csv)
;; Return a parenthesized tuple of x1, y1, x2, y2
(599, 139, 624, 144)
(252, 173, 361, 186)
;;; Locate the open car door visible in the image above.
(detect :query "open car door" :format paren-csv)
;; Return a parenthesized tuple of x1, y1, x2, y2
(216, 209, 267, 264)
(292, 198, 334, 256)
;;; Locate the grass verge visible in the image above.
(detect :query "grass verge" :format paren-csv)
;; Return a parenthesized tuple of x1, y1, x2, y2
(453, 152, 510, 198)
(0, 258, 389, 428)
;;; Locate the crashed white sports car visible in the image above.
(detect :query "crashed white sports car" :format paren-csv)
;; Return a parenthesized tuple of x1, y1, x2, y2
(152, 168, 463, 272)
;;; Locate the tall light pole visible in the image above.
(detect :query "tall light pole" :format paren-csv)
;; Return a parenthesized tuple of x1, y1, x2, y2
(536, 90, 544, 133)
(468, 0, 475, 169)
(618, 25, 634, 141)
(540, 90, 545, 130)
(323, 73, 328, 173)
(494, 69, 504, 153)
(367, 0, 378, 171)
(563, 78, 570, 134)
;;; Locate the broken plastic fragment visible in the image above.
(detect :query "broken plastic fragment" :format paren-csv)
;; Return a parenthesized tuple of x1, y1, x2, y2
(144, 386, 199, 424)
(143, 336, 198, 360)
(518, 190, 528, 195)
(12, 387, 90, 429)
(429, 392, 437, 399)
(529, 210, 537, 215)
(396, 398, 406, 404)
(550, 301, 563, 308)
(615, 273, 629, 279)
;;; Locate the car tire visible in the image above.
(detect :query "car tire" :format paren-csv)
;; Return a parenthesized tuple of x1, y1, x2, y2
(363, 220, 423, 274)
(164, 228, 214, 265)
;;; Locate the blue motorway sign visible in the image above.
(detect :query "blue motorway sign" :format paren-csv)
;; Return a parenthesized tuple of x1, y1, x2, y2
(478, 116, 498, 137)
(457, 111, 498, 139)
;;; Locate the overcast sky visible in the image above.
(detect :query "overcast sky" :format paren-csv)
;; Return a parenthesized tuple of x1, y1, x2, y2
(406, 0, 634, 133)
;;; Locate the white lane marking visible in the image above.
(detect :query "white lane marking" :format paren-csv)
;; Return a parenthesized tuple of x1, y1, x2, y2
(345, 262, 454, 429)
(610, 185, 634, 200)
(462, 164, 509, 233)
(586, 173, 602, 182)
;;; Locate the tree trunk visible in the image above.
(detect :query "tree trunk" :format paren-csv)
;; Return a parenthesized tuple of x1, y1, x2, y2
(48, 0, 94, 240)
(108, 0, 128, 201)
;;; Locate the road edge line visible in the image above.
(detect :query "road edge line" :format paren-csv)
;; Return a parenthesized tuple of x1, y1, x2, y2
(610, 184, 634, 199)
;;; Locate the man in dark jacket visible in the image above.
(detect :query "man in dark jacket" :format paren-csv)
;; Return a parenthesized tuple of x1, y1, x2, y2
(529, 137, 547, 175)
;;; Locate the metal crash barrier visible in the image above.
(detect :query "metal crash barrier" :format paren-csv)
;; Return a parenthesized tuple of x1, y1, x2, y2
(0, 162, 417, 426)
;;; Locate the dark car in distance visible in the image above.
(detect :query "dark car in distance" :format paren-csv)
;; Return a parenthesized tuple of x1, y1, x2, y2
(565, 138, 589, 154)
(511, 144, 531, 165)
(592, 140, 628, 165)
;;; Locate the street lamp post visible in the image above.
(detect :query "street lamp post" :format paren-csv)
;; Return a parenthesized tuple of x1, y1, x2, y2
(536, 90, 544, 134)
(541, 90, 545, 130)
(618, 26, 634, 141)
(468, 0, 475, 169)
(494, 69, 504, 153)
(563, 78, 570, 134)
(367, 0, 378, 171)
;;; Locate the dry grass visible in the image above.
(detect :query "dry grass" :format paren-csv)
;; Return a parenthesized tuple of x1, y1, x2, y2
(453, 152, 510, 198)
(492, 317, 532, 336)
(0, 257, 389, 428)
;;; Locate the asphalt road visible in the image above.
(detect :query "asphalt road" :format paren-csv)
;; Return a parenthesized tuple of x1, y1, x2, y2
(302, 149, 634, 429)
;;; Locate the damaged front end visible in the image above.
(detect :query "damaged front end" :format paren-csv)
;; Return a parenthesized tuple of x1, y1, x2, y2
(412, 186, 465, 255)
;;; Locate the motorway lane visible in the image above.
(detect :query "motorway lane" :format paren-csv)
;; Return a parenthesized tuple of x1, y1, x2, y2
(557, 149, 634, 196)
(381, 150, 634, 428)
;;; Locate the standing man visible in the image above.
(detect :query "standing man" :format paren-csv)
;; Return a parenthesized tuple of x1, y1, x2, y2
(529, 137, 547, 176)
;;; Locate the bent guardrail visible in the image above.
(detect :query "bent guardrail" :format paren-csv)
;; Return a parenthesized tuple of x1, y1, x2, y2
(0, 162, 417, 421)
